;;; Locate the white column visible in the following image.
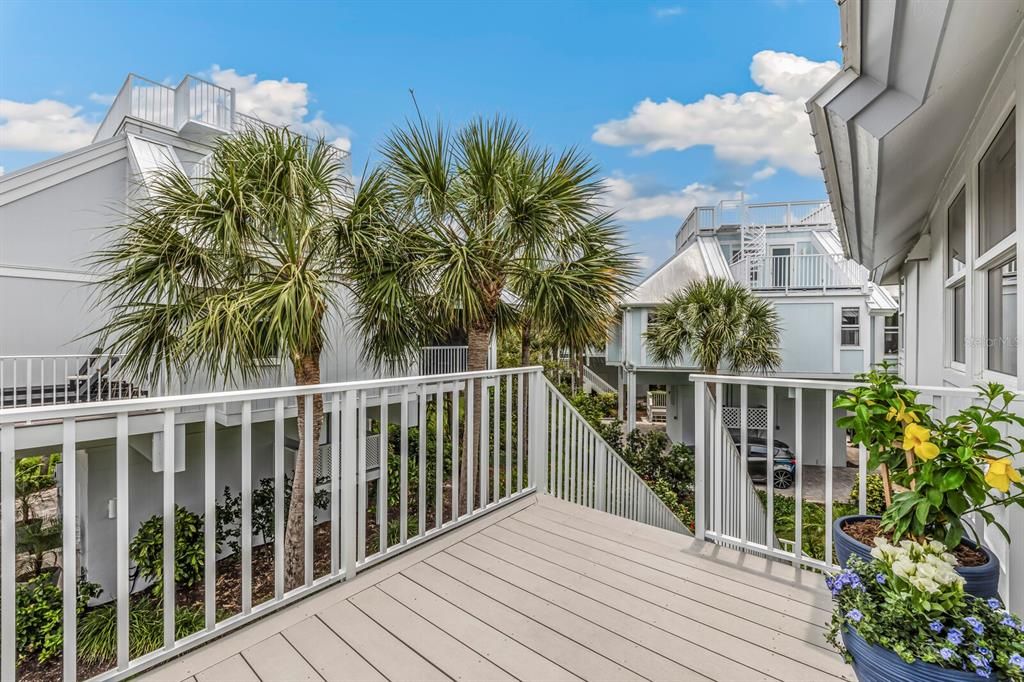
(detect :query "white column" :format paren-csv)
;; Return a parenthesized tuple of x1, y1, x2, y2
(626, 370, 637, 433)
(617, 366, 624, 420)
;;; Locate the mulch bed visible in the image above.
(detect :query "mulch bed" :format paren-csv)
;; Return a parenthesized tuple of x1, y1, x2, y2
(841, 517, 988, 567)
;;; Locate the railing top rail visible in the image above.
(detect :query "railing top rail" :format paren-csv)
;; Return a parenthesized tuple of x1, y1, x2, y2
(0, 354, 125, 360)
(419, 345, 469, 351)
(690, 373, 1024, 399)
(0, 366, 543, 424)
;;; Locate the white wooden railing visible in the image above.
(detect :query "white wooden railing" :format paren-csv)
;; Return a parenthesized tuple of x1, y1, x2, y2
(692, 374, 1024, 585)
(0, 366, 686, 680)
(647, 390, 668, 423)
(0, 354, 148, 409)
(582, 365, 615, 394)
(417, 346, 468, 375)
(729, 253, 869, 291)
(677, 200, 833, 248)
(543, 383, 688, 534)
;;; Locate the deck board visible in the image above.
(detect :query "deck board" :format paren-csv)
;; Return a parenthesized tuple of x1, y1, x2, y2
(140, 494, 852, 682)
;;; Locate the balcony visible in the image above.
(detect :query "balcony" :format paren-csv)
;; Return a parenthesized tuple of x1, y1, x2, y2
(0, 367, 848, 681)
(0, 353, 148, 409)
(729, 253, 868, 292)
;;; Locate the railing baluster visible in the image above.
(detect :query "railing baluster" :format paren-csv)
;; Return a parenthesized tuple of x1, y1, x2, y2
(825, 389, 834, 567)
(466, 379, 474, 516)
(242, 401, 253, 611)
(505, 375, 512, 500)
(161, 409, 175, 650)
(274, 398, 285, 598)
(794, 388, 804, 568)
(357, 391, 367, 563)
(204, 405, 217, 626)
(493, 376, 500, 503)
(766, 386, 775, 549)
(116, 413, 130, 668)
(378, 389, 388, 556)
(739, 384, 748, 545)
(331, 392, 341, 575)
(694, 381, 705, 540)
(435, 384, 443, 529)
(452, 382, 461, 521)
(418, 384, 427, 536)
(480, 380, 490, 508)
(858, 443, 867, 516)
(516, 375, 524, 493)
(342, 390, 358, 579)
(1, 425, 14, 681)
(400, 386, 409, 545)
(714, 382, 723, 538)
(62, 418, 78, 679)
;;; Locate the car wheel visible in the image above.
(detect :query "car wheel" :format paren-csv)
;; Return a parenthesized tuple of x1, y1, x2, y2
(773, 469, 794, 489)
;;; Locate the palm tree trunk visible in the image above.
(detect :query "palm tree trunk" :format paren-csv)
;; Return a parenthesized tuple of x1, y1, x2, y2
(465, 318, 492, 511)
(285, 352, 322, 590)
(520, 323, 531, 367)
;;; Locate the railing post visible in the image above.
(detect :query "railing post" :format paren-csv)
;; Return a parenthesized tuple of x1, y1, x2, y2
(531, 370, 548, 495)
(597, 444, 608, 511)
(1, 424, 15, 682)
(693, 379, 706, 540)
(341, 389, 358, 580)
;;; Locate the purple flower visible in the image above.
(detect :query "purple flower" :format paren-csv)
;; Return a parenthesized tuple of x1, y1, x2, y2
(974, 668, 991, 679)
(1001, 615, 1018, 628)
(947, 628, 965, 646)
(985, 598, 1002, 610)
(1010, 653, 1024, 671)
(929, 620, 944, 633)
(977, 648, 991, 660)
(940, 648, 955, 661)
(875, 573, 886, 585)
(964, 616, 984, 635)
(846, 609, 863, 623)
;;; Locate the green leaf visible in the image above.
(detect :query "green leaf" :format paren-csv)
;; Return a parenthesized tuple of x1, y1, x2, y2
(940, 468, 967, 491)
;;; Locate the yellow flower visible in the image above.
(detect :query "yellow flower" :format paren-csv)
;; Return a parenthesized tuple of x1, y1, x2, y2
(984, 457, 1022, 493)
(887, 398, 920, 426)
(903, 423, 939, 461)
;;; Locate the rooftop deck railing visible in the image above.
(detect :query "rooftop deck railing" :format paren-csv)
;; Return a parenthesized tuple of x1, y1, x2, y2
(692, 373, 1024, 585)
(729, 253, 869, 291)
(0, 366, 682, 680)
(676, 200, 833, 249)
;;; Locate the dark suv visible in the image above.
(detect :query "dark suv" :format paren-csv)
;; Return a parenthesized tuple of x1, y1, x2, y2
(728, 430, 796, 489)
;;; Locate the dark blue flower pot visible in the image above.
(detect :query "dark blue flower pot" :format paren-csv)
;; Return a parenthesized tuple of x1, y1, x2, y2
(834, 515, 1001, 598)
(842, 627, 980, 681)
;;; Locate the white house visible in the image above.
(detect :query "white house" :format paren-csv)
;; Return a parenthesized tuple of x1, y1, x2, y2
(0, 73, 474, 597)
(807, 0, 1024, 608)
(605, 197, 898, 467)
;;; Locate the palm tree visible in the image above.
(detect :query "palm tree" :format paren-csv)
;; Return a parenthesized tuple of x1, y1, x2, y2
(512, 215, 637, 369)
(345, 114, 627, 491)
(644, 277, 782, 382)
(92, 124, 354, 590)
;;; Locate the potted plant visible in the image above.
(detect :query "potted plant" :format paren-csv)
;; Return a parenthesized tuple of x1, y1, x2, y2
(827, 539, 1024, 681)
(834, 367, 1024, 597)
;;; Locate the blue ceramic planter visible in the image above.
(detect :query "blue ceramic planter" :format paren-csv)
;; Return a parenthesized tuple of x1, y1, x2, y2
(834, 515, 1001, 598)
(842, 627, 980, 682)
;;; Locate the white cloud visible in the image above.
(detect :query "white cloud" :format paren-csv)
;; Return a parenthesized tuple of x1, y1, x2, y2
(0, 99, 98, 152)
(88, 92, 115, 106)
(209, 65, 352, 152)
(0, 166, 5, 176)
(653, 6, 684, 18)
(751, 166, 777, 181)
(592, 50, 839, 176)
(602, 176, 737, 222)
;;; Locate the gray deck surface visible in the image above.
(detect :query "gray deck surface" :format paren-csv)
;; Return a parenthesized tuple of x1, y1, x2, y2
(141, 494, 852, 682)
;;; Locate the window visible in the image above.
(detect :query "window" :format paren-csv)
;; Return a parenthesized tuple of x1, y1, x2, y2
(987, 257, 1017, 375)
(841, 307, 860, 346)
(883, 313, 899, 356)
(979, 110, 1016, 255)
(947, 187, 967, 277)
(953, 284, 966, 365)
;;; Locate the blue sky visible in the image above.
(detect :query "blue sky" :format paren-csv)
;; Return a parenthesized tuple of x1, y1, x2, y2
(0, 0, 841, 271)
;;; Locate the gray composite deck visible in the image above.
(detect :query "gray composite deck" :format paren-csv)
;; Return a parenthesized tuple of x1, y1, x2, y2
(141, 494, 852, 682)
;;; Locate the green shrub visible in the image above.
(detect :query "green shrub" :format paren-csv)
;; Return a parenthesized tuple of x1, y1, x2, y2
(77, 597, 206, 663)
(217, 473, 330, 556)
(849, 473, 887, 516)
(13, 573, 100, 663)
(621, 430, 694, 494)
(129, 505, 207, 595)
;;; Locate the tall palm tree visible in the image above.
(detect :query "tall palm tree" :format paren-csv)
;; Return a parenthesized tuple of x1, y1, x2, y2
(513, 215, 638, 376)
(92, 124, 356, 589)
(644, 277, 782, 381)
(345, 114, 624, 491)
